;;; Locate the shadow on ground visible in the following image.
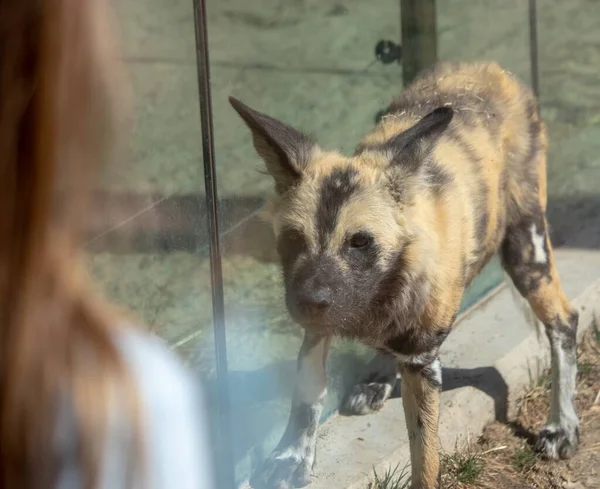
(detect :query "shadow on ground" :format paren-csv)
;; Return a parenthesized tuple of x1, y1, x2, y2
(385, 366, 510, 424)
(207, 353, 511, 471)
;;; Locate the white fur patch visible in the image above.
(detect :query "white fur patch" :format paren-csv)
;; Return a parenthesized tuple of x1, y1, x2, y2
(530, 223, 547, 264)
(548, 330, 579, 428)
(535, 328, 580, 459)
(396, 352, 432, 366)
(429, 358, 443, 386)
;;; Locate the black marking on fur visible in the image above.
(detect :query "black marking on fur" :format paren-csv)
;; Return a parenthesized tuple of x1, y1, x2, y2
(357, 251, 415, 332)
(277, 227, 308, 274)
(475, 183, 491, 245)
(499, 165, 511, 207)
(315, 168, 359, 248)
(501, 212, 552, 295)
(356, 119, 454, 202)
(568, 310, 579, 342)
(535, 426, 580, 460)
(387, 108, 453, 171)
(545, 311, 578, 353)
(355, 108, 453, 173)
(404, 360, 443, 390)
(426, 163, 453, 197)
(286, 253, 342, 322)
(386, 328, 449, 357)
(386, 177, 408, 203)
(402, 352, 438, 370)
(329, 246, 413, 341)
(447, 128, 490, 253)
(522, 98, 543, 166)
(285, 238, 391, 332)
(343, 232, 380, 272)
(346, 249, 410, 339)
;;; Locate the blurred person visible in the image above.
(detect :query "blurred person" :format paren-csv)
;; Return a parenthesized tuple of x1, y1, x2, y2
(0, 1, 216, 488)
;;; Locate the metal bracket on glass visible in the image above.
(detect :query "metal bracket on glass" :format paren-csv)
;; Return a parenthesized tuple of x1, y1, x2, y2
(373, 40, 402, 123)
(375, 39, 402, 65)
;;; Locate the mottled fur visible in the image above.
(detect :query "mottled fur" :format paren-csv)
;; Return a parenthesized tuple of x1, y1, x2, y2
(230, 61, 579, 489)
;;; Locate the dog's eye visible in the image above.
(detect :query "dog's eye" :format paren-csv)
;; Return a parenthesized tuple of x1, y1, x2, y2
(349, 233, 372, 249)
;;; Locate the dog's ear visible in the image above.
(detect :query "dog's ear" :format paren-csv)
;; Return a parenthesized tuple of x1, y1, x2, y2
(229, 96, 319, 194)
(385, 106, 454, 171)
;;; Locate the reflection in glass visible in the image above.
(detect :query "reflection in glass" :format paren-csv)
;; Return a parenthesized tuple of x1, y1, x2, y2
(85, 0, 219, 447)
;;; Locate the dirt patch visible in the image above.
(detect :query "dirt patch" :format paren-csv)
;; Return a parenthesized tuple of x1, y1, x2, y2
(440, 326, 600, 489)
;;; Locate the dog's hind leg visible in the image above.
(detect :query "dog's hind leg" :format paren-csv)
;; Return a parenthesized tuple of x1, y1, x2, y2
(502, 209, 580, 459)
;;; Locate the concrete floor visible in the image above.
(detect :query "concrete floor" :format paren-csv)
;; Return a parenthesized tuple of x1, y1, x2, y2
(309, 248, 600, 489)
(87, 0, 600, 483)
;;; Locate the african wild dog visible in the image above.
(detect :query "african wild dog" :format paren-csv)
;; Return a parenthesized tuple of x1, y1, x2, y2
(229, 61, 580, 489)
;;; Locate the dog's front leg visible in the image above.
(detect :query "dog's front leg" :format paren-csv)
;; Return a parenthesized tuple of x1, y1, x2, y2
(399, 357, 443, 489)
(250, 332, 331, 489)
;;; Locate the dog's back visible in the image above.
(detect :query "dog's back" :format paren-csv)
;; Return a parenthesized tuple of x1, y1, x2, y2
(359, 61, 546, 289)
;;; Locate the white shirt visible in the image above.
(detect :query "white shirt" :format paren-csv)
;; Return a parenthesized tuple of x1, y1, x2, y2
(54, 328, 216, 489)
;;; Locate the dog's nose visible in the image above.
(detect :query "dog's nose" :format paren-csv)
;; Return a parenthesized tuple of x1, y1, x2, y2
(296, 285, 333, 315)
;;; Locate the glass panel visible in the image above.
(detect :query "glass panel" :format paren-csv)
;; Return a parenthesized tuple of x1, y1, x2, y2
(85, 0, 218, 441)
(438, 0, 531, 82)
(206, 0, 531, 484)
(208, 1, 404, 482)
(537, 1, 600, 249)
(438, 0, 531, 309)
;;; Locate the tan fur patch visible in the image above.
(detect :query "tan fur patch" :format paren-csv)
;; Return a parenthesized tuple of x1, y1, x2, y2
(401, 367, 442, 489)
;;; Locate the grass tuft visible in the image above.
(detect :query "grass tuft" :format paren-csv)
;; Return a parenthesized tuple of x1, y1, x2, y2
(442, 450, 484, 486)
(509, 446, 539, 473)
(578, 359, 593, 377)
(526, 359, 551, 391)
(367, 462, 410, 489)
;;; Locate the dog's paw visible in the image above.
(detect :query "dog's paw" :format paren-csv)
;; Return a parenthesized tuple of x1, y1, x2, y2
(534, 424, 580, 460)
(250, 449, 312, 489)
(342, 377, 395, 415)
